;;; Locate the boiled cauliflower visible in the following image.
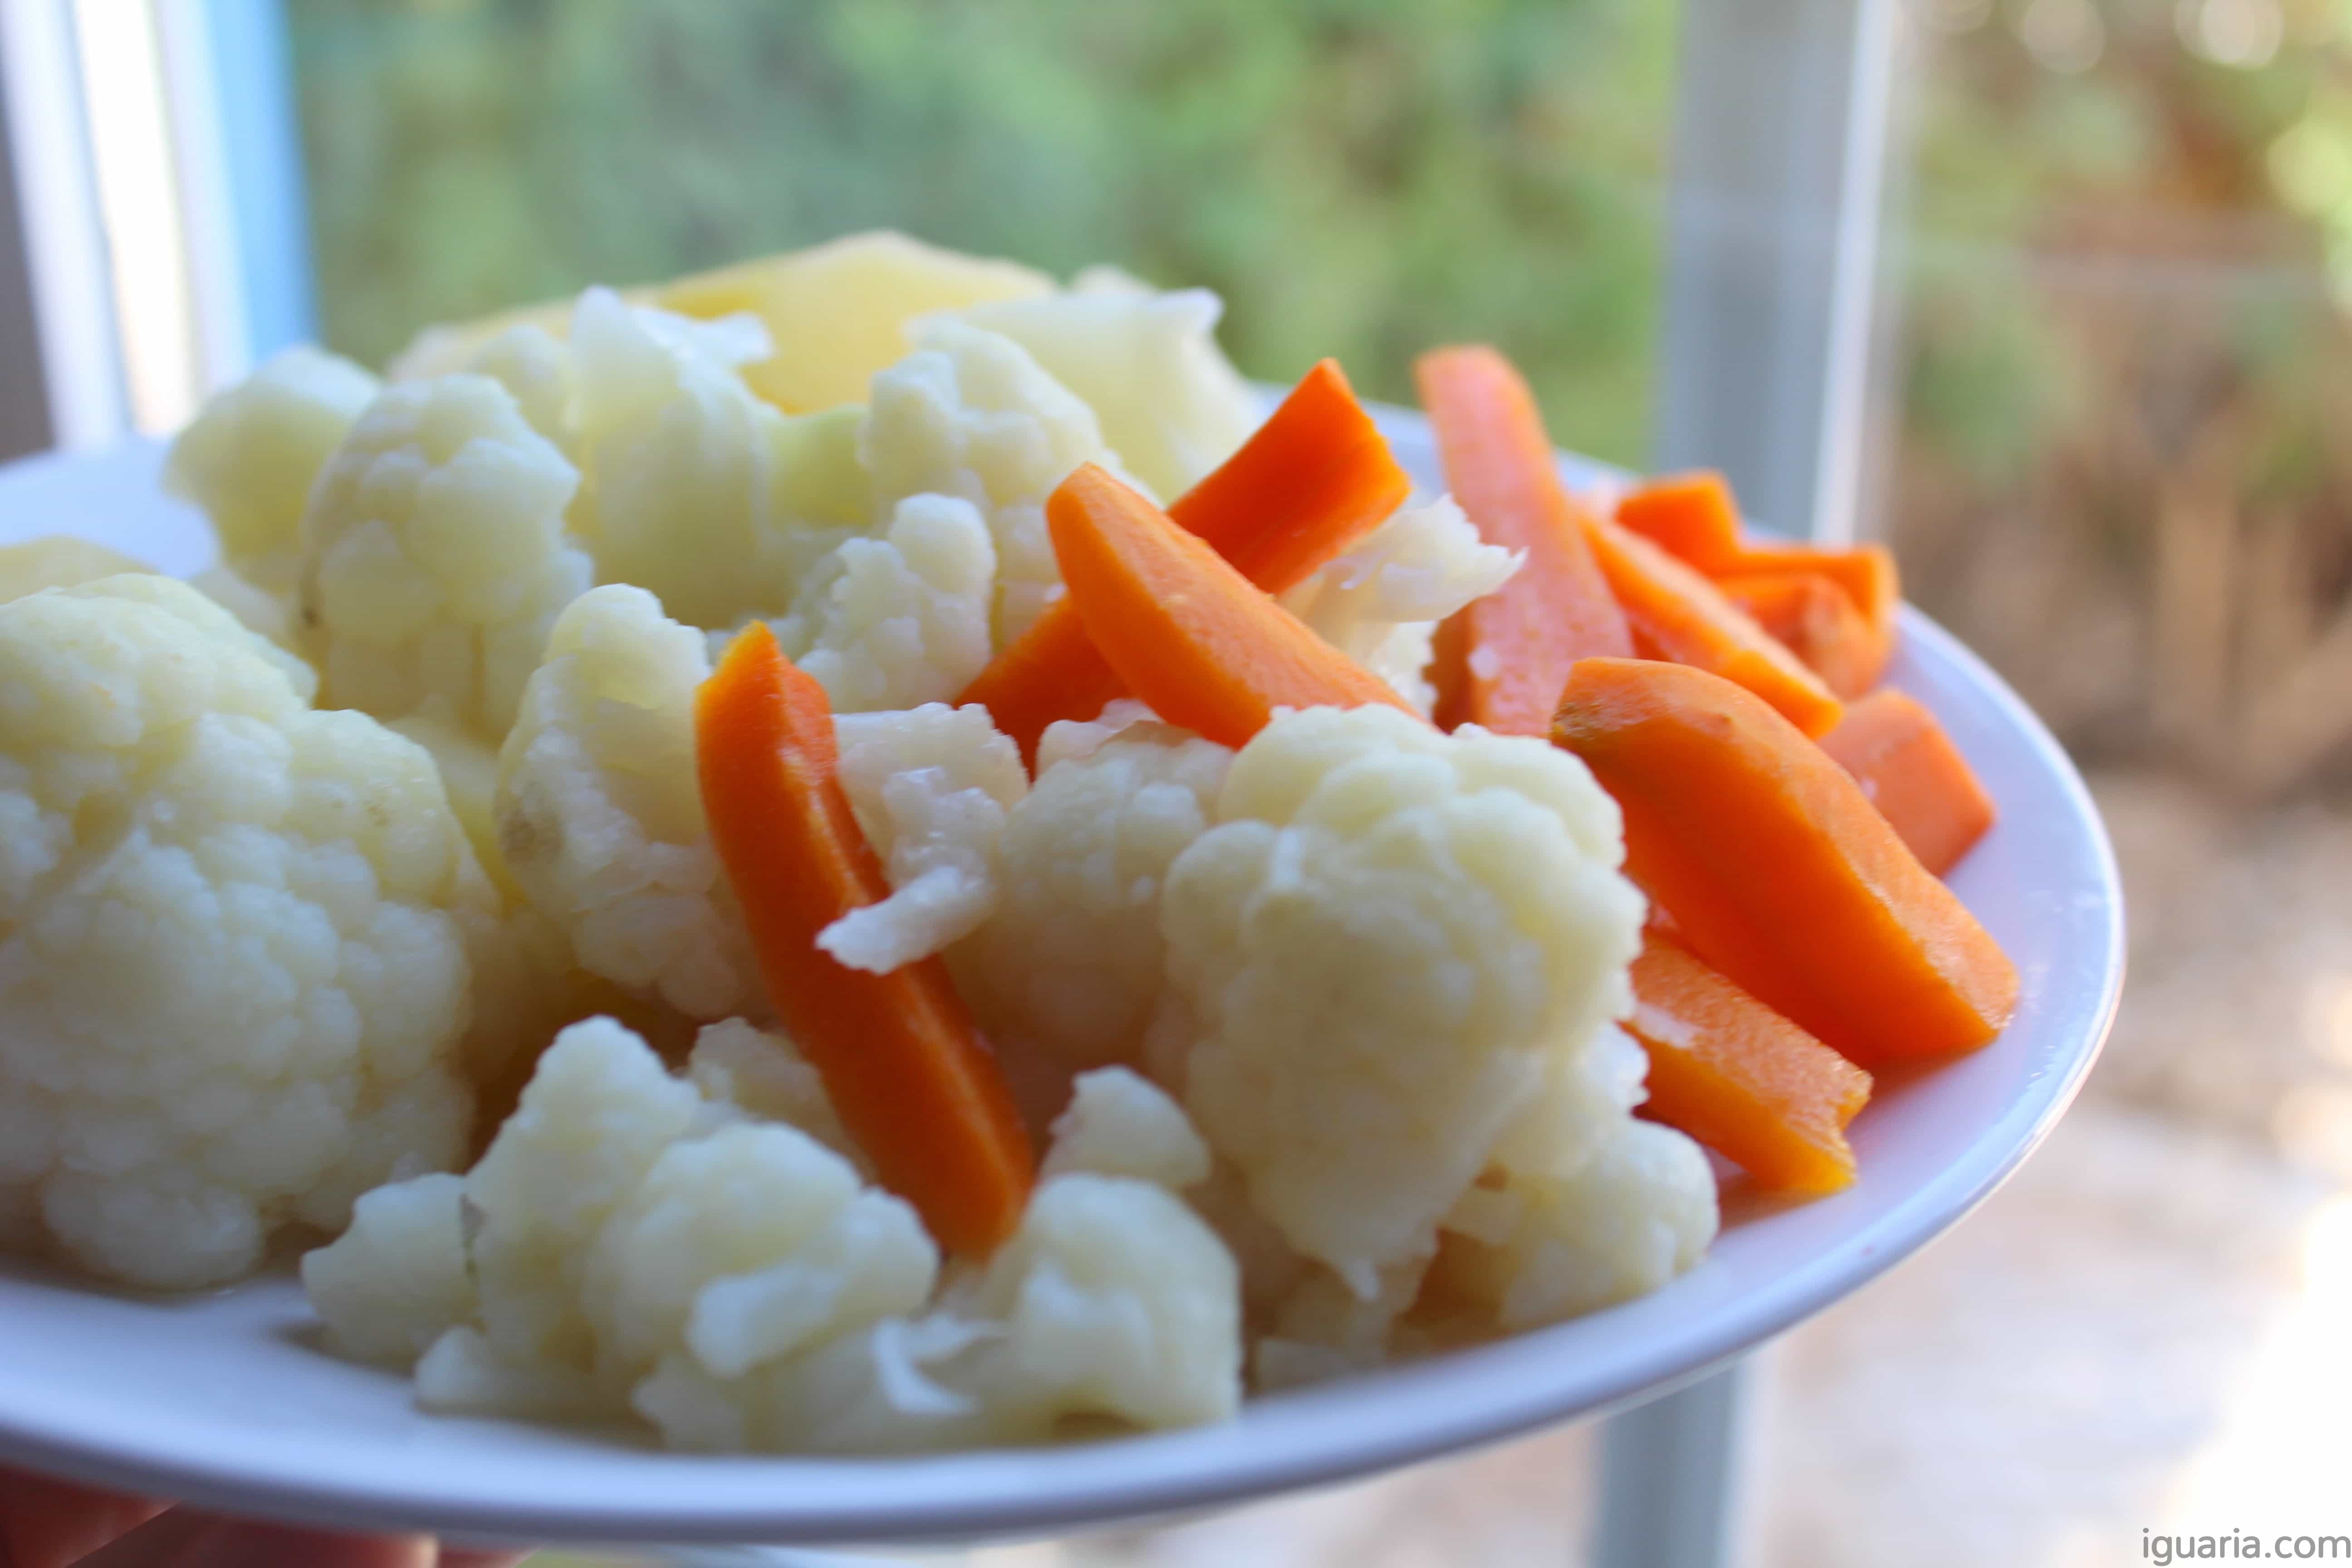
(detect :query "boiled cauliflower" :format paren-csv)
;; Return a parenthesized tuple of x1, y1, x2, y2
(1157, 705, 1647, 1295)
(389, 1018, 936, 1421)
(569, 289, 859, 631)
(863, 318, 1116, 642)
(949, 272, 1260, 502)
(637, 1066, 1240, 1452)
(313, 1017, 1240, 1454)
(301, 1171, 473, 1363)
(1041, 1065, 1212, 1188)
(1435, 1117, 1717, 1327)
(786, 494, 997, 715)
(821, 703, 1025, 973)
(0, 578, 496, 1289)
(495, 586, 759, 1021)
(461, 323, 577, 452)
(163, 344, 380, 595)
(1280, 496, 1522, 715)
(956, 712, 1231, 1081)
(0, 536, 156, 603)
(685, 1019, 867, 1176)
(299, 374, 591, 741)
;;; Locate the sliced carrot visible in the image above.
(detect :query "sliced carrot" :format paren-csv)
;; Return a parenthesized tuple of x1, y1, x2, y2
(1716, 571, 1886, 699)
(1048, 463, 1412, 749)
(1552, 658, 2016, 1066)
(960, 359, 1408, 764)
(1417, 346, 1632, 735)
(1178, 358, 1411, 591)
(1735, 541, 1900, 666)
(1613, 471, 1747, 570)
(696, 623, 1034, 1254)
(954, 604, 1119, 769)
(1578, 513, 1843, 737)
(1629, 933, 1874, 1195)
(1615, 470, 1902, 674)
(1818, 688, 1997, 877)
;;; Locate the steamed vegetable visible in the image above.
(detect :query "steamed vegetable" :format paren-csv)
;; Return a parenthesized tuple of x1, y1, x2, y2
(1717, 572, 1884, 699)
(0, 578, 496, 1289)
(1627, 934, 1873, 1195)
(1157, 705, 1681, 1297)
(1577, 511, 1843, 737)
(299, 373, 592, 741)
(960, 359, 1408, 762)
(696, 622, 1034, 1254)
(1417, 345, 1632, 734)
(1818, 688, 1997, 876)
(1046, 465, 1411, 750)
(1552, 658, 2018, 1066)
(1614, 470, 1900, 681)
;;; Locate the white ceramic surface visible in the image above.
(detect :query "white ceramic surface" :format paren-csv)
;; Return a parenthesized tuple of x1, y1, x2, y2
(0, 418, 2123, 1548)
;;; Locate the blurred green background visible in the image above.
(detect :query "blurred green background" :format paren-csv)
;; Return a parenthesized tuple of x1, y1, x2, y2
(291, 0, 2352, 791)
(291, 0, 1677, 469)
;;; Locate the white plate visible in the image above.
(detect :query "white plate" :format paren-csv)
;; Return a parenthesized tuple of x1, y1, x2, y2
(0, 417, 2122, 1548)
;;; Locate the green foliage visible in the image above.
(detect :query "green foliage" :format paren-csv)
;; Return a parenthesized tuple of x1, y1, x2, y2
(291, 0, 1681, 467)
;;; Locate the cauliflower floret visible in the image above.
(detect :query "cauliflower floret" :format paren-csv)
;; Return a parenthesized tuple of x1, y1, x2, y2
(1281, 497, 1522, 715)
(863, 318, 1116, 642)
(950, 1172, 1242, 1436)
(956, 721, 1231, 1079)
(1158, 705, 1646, 1294)
(1041, 1066, 1211, 1188)
(1435, 1119, 1717, 1328)
(300, 1172, 473, 1364)
(0, 541, 319, 703)
(317, 1016, 1244, 1454)
(814, 703, 1025, 974)
(1032, 696, 1158, 773)
(299, 373, 591, 741)
(191, 563, 302, 651)
(495, 586, 758, 1020)
(570, 289, 860, 630)
(686, 1019, 867, 1176)
(583, 1122, 937, 1387)
(638, 1171, 1241, 1453)
(89, 570, 321, 706)
(0, 536, 155, 602)
(632, 1313, 990, 1454)
(0, 578, 492, 1288)
(460, 1016, 705, 1378)
(786, 494, 997, 715)
(1254, 1251, 1435, 1391)
(462, 323, 576, 452)
(164, 344, 381, 595)
(948, 274, 1260, 502)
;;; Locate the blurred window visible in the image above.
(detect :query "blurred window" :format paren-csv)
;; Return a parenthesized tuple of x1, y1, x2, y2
(288, 0, 1683, 470)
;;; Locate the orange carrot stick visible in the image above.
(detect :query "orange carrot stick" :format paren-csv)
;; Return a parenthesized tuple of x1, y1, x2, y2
(954, 604, 1119, 769)
(1552, 658, 2017, 1066)
(697, 623, 1034, 1254)
(1616, 471, 1902, 671)
(960, 359, 1409, 763)
(1715, 571, 1886, 699)
(1629, 933, 1873, 1195)
(1179, 358, 1411, 590)
(1578, 513, 1844, 737)
(1613, 471, 1747, 570)
(1818, 688, 1997, 877)
(1417, 346, 1632, 735)
(1048, 463, 1412, 749)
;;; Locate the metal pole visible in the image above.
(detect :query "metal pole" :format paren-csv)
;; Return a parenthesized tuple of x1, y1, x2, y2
(1649, 0, 1900, 545)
